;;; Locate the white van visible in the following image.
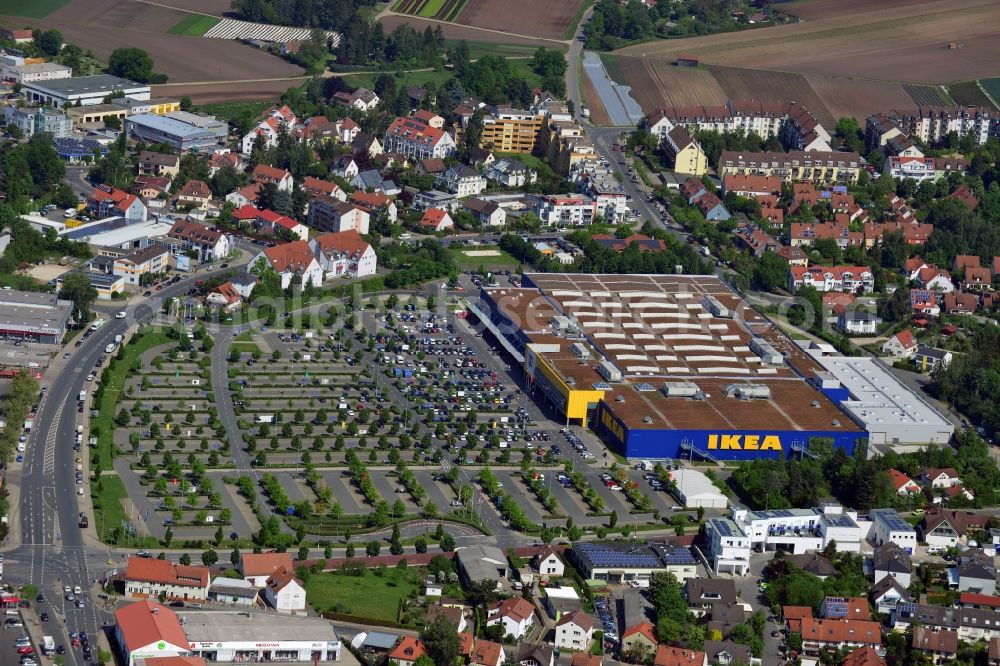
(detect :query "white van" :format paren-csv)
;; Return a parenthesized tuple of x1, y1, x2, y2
(63, 208, 77, 218)
(78, 391, 87, 402)
(105, 343, 116, 354)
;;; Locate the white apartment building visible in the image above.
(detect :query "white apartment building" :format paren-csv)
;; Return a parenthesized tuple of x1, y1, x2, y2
(870, 509, 918, 555)
(2, 61, 71, 84)
(732, 504, 864, 555)
(532, 194, 598, 227)
(705, 517, 751, 576)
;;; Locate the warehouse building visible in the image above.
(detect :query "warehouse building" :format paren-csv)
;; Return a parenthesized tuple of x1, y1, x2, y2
(24, 75, 150, 108)
(0, 289, 73, 343)
(124, 112, 229, 152)
(570, 541, 697, 585)
(670, 468, 728, 508)
(473, 273, 865, 461)
(805, 344, 954, 447)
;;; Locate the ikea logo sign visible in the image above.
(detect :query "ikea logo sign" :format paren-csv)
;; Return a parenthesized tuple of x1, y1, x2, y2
(707, 434, 783, 451)
(600, 409, 625, 443)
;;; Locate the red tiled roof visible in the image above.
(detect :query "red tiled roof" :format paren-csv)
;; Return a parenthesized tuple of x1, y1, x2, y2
(654, 646, 705, 666)
(125, 557, 209, 588)
(490, 597, 535, 623)
(557, 610, 594, 631)
(262, 240, 315, 274)
(421, 208, 450, 228)
(387, 637, 426, 663)
(386, 116, 448, 147)
(570, 654, 602, 666)
(800, 618, 882, 646)
(622, 622, 658, 646)
(241, 552, 293, 577)
(312, 230, 370, 259)
(168, 219, 224, 244)
(178, 180, 210, 199)
(843, 646, 885, 666)
(890, 469, 916, 491)
(232, 204, 262, 221)
(470, 640, 504, 666)
(209, 282, 241, 304)
(457, 632, 474, 657)
(114, 601, 189, 652)
(959, 592, 1000, 608)
(302, 176, 340, 196)
(252, 164, 291, 182)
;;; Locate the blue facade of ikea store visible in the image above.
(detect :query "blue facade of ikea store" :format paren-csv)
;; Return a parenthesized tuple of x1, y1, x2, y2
(596, 401, 865, 461)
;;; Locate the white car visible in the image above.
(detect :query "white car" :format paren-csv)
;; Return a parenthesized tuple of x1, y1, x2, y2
(86, 373, 95, 381)
(115, 311, 126, 319)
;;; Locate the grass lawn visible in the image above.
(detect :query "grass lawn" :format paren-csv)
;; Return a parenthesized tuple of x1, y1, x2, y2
(495, 152, 558, 180)
(342, 68, 452, 92)
(0, 0, 69, 18)
(449, 245, 519, 270)
(445, 40, 563, 59)
(168, 14, 221, 36)
(230, 342, 261, 355)
(91, 328, 172, 543)
(305, 568, 421, 622)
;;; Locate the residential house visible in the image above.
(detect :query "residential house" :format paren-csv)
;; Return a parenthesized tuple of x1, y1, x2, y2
(437, 164, 487, 196)
(778, 245, 808, 267)
(705, 518, 751, 576)
(789, 265, 874, 293)
(308, 196, 370, 235)
(383, 113, 456, 159)
(695, 191, 730, 221)
(351, 169, 398, 195)
(621, 623, 658, 660)
(337, 117, 360, 143)
(837, 310, 880, 335)
(418, 158, 446, 176)
(889, 470, 921, 497)
(870, 576, 911, 615)
(910, 289, 940, 317)
(919, 267, 956, 293)
(654, 646, 707, 666)
(844, 646, 886, 666)
(420, 208, 454, 232)
(351, 191, 398, 223)
(912, 627, 958, 664)
(922, 510, 988, 549)
(533, 549, 565, 577)
(942, 291, 978, 314)
(351, 132, 383, 159)
(124, 557, 210, 601)
(331, 155, 359, 180)
(262, 568, 306, 612)
(554, 610, 594, 651)
(113, 601, 191, 666)
(426, 604, 469, 633)
(800, 617, 882, 656)
(885, 155, 968, 182)
(921, 468, 963, 489)
(166, 220, 230, 262)
(914, 345, 954, 373)
(517, 644, 553, 666)
(301, 176, 345, 202)
(787, 553, 838, 580)
(702, 641, 751, 666)
(463, 198, 506, 228)
(138, 151, 180, 178)
(90, 186, 147, 222)
(469, 640, 505, 666)
(239, 553, 294, 588)
(820, 597, 872, 621)
(992, 637, 1000, 666)
(894, 603, 1000, 643)
(722, 174, 782, 198)
(958, 555, 996, 595)
(485, 157, 535, 187)
(332, 87, 380, 112)
(255, 209, 308, 241)
(207, 152, 244, 177)
(226, 182, 262, 208)
(251, 241, 323, 289)
(134, 175, 171, 200)
(387, 637, 426, 666)
(113, 245, 170, 285)
(205, 282, 242, 312)
(882, 331, 918, 358)
(309, 230, 377, 279)
(662, 125, 707, 176)
(569, 654, 601, 666)
(251, 164, 294, 192)
(487, 597, 536, 640)
(684, 578, 737, 617)
(949, 184, 980, 210)
(965, 266, 993, 291)
(176, 179, 212, 208)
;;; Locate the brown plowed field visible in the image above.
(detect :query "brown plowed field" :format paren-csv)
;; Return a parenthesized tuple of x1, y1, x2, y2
(142, 0, 231, 15)
(603, 56, 727, 112)
(581, 67, 611, 127)
(803, 76, 915, 126)
(10, 0, 302, 83)
(708, 65, 834, 127)
(783, 0, 927, 21)
(154, 79, 306, 104)
(455, 0, 584, 40)
(379, 14, 554, 46)
(614, 0, 1000, 84)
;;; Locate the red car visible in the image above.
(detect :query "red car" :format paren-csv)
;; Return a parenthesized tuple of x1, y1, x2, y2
(17, 646, 34, 655)
(71, 639, 80, 648)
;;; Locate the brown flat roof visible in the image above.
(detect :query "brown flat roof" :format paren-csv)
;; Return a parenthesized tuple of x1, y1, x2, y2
(486, 273, 862, 434)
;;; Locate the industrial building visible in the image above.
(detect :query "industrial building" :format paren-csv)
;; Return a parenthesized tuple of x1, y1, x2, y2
(473, 273, 865, 461)
(124, 112, 228, 152)
(23, 75, 150, 108)
(570, 541, 697, 585)
(0, 289, 73, 343)
(731, 504, 865, 554)
(670, 468, 728, 508)
(804, 343, 954, 447)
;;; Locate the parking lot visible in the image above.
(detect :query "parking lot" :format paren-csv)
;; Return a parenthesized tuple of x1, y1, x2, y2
(101, 284, 713, 545)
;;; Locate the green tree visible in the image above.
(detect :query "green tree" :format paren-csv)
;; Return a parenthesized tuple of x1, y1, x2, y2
(420, 616, 460, 666)
(752, 251, 788, 292)
(60, 272, 98, 324)
(108, 47, 159, 83)
(32, 29, 63, 56)
(202, 549, 219, 566)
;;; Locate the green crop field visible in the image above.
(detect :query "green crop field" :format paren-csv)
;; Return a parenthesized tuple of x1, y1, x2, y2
(393, 0, 469, 21)
(0, 0, 69, 18)
(168, 14, 221, 36)
(978, 79, 1000, 108)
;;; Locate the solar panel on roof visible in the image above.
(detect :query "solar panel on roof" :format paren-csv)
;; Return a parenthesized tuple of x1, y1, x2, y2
(634, 383, 655, 392)
(592, 382, 612, 390)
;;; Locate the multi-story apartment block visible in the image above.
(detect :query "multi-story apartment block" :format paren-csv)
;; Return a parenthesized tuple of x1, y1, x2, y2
(884, 155, 968, 182)
(662, 125, 708, 176)
(718, 150, 861, 185)
(532, 194, 598, 227)
(704, 518, 750, 576)
(383, 111, 456, 160)
(649, 100, 828, 151)
(883, 106, 994, 146)
(3, 107, 71, 138)
(788, 265, 874, 294)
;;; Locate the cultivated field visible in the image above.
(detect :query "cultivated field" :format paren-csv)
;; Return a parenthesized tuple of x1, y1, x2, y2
(204, 17, 339, 45)
(904, 84, 955, 107)
(379, 14, 554, 46)
(581, 64, 612, 127)
(169, 14, 220, 36)
(980, 79, 1000, 106)
(947, 81, 999, 110)
(802, 77, 917, 127)
(602, 56, 727, 113)
(782, 0, 924, 21)
(456, 0, 585, 40)
(152, 0, 230, 14)
(0, 0, 68, 18)
(16, 0, 303, 83)
(154, 78, 307, 104)
(393, 0, 469, 23)
(614, 0, 1000, 84)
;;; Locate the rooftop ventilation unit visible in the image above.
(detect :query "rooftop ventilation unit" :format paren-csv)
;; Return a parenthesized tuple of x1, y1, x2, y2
(597, 359, 623, 382)
(662, 381, 704, 399)
(703, 294, 731, 318)
(550, 315, 571, 331)
(570, 342, 589, 359)
(725, 384, 772, 400)
(749, 337, 783, 365)
(643, 416, 653, 424)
